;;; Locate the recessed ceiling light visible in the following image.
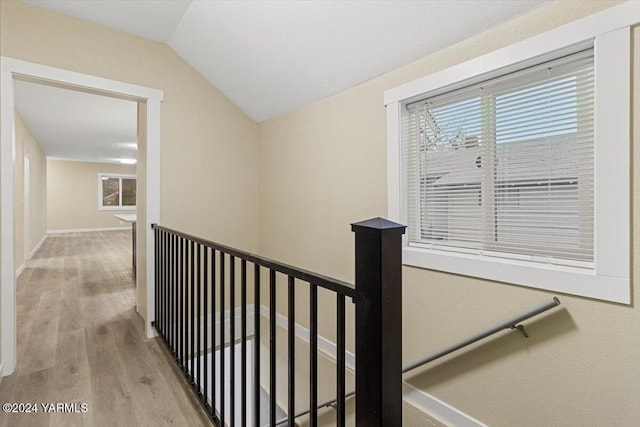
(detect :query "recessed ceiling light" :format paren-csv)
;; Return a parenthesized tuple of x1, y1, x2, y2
(120, 159, 137, 165)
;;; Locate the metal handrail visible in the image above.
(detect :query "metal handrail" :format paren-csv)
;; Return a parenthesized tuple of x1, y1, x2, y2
(403, 296, 560, 372)
(275, 297, 561, 425)
(151, 224, 355, 297)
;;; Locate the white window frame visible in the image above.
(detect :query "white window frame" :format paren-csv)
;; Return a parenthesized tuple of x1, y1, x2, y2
(385, 4, 636, 304)
(97, 173, 137, 211)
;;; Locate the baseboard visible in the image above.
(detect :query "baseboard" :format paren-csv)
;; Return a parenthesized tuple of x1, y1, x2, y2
(258, 304, 356, 371)
(156, 303, 482, 426)
(47, 226, 130, 234)
(255, 304, 483, 426)
(29, 234, 47, 259)
(403, 382, 487, 427)
(15, 263, 25, 278)
(161, 305, 257, 351)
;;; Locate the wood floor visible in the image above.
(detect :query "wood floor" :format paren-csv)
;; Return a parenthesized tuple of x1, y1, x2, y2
(0, 231, 212, 427)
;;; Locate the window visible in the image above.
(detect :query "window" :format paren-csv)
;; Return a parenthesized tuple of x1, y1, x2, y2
(98, 174, 136, 210)
(406, 50, 593, 268)
(385, 23, 630, 303)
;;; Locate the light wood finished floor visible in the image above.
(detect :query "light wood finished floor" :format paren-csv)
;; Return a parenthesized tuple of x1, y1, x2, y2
(0, 231, 211, 427)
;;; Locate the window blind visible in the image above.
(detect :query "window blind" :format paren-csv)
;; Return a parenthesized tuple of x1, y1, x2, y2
(403, 49, 594, 267)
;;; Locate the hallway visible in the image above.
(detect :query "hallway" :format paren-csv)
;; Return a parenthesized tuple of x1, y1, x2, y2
(0, 231, 211, 427)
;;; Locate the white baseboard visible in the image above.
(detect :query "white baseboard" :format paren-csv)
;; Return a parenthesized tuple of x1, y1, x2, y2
(255, 304, 482, 426)
(163, 304, 257, 352)
(158, 303, 483, 426)
(29, 234, 47, 259)
(47, 226, 130, 234)
(15, 263, 25, 278)
(258, 304, 357, 371)
(404, 382, 487, 427)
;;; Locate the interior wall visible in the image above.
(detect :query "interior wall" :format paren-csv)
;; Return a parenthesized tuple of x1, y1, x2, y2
(257, 2, 638, 426)
(13, 111, 46, 272)
(0, 0, 259, 249)
(0, 0, 259, 370)
(46, 159, 136, 232)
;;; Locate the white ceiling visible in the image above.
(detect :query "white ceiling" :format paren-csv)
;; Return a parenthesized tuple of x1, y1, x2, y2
(24, 0, 192, 43)
(24, 0, 548, 122)
(14, 80, 138, 164)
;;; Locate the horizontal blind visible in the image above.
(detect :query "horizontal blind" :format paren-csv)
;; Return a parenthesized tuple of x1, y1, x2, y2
(403, 49, 594, 266)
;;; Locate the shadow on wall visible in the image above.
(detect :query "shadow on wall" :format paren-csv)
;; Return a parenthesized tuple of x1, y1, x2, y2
(404, 308, 577, 390)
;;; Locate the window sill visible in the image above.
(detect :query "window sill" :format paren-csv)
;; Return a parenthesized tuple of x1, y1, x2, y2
(98, 206, 137, 211)
(403, 246, 629, 304)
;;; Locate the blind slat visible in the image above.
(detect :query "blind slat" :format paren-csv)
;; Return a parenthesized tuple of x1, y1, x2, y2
(404, 49, 595, 266)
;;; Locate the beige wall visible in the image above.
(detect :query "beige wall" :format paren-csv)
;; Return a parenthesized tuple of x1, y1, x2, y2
(258, 2, 639, 426)
(46, 159, 136, 231)
(0, 0, 259, 249)
(0, 0, 258, 372)
(13, 111, 47, 272)
(2, 1, 639, 425)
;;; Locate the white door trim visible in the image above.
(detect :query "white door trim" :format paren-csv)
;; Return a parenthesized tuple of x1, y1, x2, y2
(0, 57, 163, 376)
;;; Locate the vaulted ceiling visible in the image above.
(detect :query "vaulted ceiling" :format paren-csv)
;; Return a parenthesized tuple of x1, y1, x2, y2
(24, 0, 549, 122)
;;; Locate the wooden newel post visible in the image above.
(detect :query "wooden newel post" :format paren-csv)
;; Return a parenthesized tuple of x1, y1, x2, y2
(351, 217, 406, 427)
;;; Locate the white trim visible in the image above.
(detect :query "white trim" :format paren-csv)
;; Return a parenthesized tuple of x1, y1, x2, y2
(403, 382, 486, 427)
(1, 60, 17, 377)
(594, 27, 630, 282)
(193, 303, 356, 368)
(1, 57, 163, 376)
(161, 305, 482, 424)
(47, 226, 131, 234)
(403, 247, 629, 303)
(214, 304, 256, 346)
(145, 99, 161, 339)
(385, 8, 633, 304)
(254, 304, 482, 424)
(0, 362, 3, 386)
(384, 2, 640, 105)
(259, 304, 356, 371)
(169, 305, 257, 352)
(29, 234, 47, 259)
(15, 263, 25, 278)
(387, 101, 402, 225)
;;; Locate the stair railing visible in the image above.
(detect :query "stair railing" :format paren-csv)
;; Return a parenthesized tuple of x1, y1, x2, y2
(152, 217, 406, 427)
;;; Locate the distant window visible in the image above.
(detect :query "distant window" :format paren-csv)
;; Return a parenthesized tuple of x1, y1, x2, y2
(98, 174, 136, 210)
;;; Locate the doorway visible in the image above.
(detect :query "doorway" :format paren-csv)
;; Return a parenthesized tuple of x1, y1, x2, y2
(0, 57, 163, 376)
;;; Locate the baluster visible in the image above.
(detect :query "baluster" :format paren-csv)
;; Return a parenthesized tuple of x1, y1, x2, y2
(241, 259, 247, 427)
(211, 249, 217, 419)
(196, 243, 201, 396)
(310, 284, 318, 426)
(203, 246, 209, 410)
(288, 276, 296, 427)
(253, 264, 261, 427)
(190, 240, 195, 384)
(230, 256, 236, 427)
(336, 294, 346, 427)
(220, 252, 226, 426)
(269, 269, 277, 427)
(154, 228, 158, 330)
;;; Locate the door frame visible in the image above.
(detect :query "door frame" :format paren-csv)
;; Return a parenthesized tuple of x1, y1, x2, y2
(23, 155, 29, 263)
(1, 57, 163, 376)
